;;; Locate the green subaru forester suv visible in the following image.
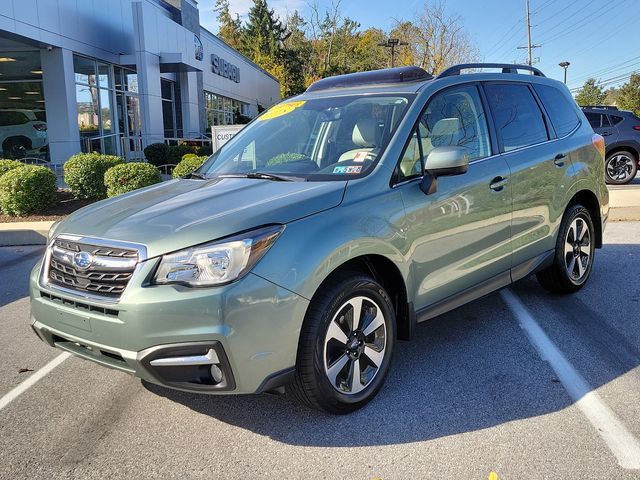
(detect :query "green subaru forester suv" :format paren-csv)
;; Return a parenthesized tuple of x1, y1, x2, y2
(30, 63, 609, 414)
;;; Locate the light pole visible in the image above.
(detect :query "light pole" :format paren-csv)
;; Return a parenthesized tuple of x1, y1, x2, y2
(378, 38, 408, 68)
(559, 61, 570, 84)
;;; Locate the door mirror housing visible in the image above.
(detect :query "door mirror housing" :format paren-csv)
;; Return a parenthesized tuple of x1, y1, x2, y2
(420, 146, 470, 195)
(425, 146, 470, 176)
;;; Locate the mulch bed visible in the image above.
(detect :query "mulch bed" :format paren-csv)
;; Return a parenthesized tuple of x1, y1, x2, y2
(0, 190, 93, 223)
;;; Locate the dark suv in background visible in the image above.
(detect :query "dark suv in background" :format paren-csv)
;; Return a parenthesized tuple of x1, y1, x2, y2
(582, 106, 640, 184)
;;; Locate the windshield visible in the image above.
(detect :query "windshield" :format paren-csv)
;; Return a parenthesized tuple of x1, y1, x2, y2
(198, 94, 412, 181)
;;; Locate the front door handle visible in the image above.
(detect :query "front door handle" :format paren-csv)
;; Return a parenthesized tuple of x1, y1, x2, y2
(490, 176, 509, 191)
(554, 153, 567, 167)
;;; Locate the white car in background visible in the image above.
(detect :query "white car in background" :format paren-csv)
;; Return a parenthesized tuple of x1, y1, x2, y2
(0, 109, 47, 159)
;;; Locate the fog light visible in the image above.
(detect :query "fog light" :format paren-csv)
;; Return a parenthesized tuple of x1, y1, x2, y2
(210, 364, 223, 383)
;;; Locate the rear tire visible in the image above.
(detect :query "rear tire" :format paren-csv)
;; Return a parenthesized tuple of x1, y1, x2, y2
(536, 204, 595, 294)
(290, 272, 396, 414)
(604, 150, 637, 185)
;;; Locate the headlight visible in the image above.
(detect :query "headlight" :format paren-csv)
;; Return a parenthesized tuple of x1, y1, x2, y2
(153, 225, 284, 287)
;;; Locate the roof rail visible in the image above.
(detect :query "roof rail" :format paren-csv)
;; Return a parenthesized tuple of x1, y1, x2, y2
(306, 66, 432, 92)
(580, 105, 619, 110)
(437, 63, 546, 78)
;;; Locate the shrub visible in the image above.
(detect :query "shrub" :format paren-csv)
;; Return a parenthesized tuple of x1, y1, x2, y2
(173, 155, 208, 178)
(104, 162, 162, 197)
(0, 159, 25, 178)
(0, 165, 57, 216)
(143, 143, 169, 167)
(196, 145, 213, 157)
(167, 144, 197, 165)
(64, 153, 123, 199)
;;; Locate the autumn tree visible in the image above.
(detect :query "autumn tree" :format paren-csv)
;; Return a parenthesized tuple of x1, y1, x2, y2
(574, 78, 606, 107)
(214, 0, 242, 51)
(391, 1, 478, 75)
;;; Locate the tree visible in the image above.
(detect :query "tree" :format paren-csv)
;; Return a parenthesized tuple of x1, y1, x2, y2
(617, 74, 640, 115)
(574, 78, 605, 107)
(390, 0, 478, 75)
(242, 0, 286, 58)
(214, 0, 242, 51)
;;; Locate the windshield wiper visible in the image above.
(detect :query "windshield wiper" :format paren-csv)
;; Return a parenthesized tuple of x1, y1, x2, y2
(185, 172, 209, 180)
(219, 172, 303, 182)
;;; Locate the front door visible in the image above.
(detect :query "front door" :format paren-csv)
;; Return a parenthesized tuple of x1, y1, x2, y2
(397, 84, 512, 311)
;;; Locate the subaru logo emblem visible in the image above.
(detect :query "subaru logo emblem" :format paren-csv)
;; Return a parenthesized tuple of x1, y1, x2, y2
(73, 251, 93, 270)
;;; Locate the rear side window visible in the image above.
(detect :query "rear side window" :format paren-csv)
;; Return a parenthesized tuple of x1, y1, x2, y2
(585, 112, 601, 128)
(601, 115, 611, 127)
(484, 83, 549, 152)
(533, 84, 580, 137)
(611, 115, 624, 125)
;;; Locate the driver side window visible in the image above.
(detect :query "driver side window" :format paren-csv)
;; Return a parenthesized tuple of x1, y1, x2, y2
(396, 84, 491, 182)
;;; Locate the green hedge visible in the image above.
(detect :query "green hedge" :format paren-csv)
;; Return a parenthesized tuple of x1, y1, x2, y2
(143, 143, 169, 167)
(0, 165, 57, 216)
(0, 159, 25, 178)
(104, 162, 162, 198)
(64, 153, 123, 199)
(173, 155, 208, 178)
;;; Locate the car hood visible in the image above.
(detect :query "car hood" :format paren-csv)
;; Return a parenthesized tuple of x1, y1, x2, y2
(56, 178, 347, 258)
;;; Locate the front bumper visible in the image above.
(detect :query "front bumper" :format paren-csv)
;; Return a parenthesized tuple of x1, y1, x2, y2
(30, 259, 308, 394)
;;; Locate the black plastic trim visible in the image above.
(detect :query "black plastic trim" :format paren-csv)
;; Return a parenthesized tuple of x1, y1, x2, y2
(254, 367, 296, 393)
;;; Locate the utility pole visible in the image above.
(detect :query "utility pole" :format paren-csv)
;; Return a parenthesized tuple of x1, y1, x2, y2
(517, 0, 541, 66)
(378, 38, 408, 68)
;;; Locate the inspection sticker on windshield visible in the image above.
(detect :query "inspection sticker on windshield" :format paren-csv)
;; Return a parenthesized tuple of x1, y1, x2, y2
(333, 165, 362, 174)
(353, 151, 374, 162)
(258, 101, 306, 121)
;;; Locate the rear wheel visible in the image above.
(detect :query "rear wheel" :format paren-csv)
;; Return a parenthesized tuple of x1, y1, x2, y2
(536, 204, 595, 294)
(290, 272, 396, 414)
(604, 151, 637, 184)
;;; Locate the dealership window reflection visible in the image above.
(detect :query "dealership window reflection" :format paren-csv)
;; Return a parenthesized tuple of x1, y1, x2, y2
(0, 51, 48, 160)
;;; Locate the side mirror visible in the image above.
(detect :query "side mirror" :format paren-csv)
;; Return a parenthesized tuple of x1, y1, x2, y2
(420, 146, 470, 194)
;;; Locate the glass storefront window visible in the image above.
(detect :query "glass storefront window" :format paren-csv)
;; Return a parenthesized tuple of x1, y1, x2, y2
(204, 91, 250, 129)
(0, 50, 48, 159)
(74, 55, 118, 155)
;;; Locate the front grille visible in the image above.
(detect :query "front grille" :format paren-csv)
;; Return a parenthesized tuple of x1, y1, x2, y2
(46, 238, 139, 299)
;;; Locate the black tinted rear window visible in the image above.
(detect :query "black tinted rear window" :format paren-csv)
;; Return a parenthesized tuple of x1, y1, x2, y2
(485, 83, 549, 152)
(584, 112, 601, 128)
(611, 115, 623, 125)
(533, 84, 580, 137)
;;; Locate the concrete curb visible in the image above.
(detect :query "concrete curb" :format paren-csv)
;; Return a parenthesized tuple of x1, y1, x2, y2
(0, 221, 54, 247)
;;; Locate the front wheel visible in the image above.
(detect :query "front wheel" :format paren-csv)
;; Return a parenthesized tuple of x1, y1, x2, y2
(290, 272, 396, 414)
(536, 204, 595, 294)
(605, 151, 637, 185)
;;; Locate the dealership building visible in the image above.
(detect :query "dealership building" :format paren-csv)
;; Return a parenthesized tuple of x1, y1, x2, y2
(0, 0, 281, 164)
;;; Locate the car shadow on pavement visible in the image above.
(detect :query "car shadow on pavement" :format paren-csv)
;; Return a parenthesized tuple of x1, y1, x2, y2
(0, 246, 43, 309)
(144, 290, 577, 446)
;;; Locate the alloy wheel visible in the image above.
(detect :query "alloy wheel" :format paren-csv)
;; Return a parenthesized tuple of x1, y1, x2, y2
(564, 216, 592, 281)
(323, 296, 387, 395)
(606, 154, 635, 182)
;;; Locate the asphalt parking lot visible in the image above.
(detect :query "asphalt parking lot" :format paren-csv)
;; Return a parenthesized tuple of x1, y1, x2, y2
(1, 222, 639, 479)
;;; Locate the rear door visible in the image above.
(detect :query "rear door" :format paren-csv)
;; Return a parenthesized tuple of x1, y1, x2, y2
(586, 111, 619, 144)
(483, 82, 575, 272)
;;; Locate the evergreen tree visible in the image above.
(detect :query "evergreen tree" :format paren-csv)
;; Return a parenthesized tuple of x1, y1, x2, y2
(242, 0, 286, 58)
(574, 78, 606, 107)
(617, 74, 640, 115)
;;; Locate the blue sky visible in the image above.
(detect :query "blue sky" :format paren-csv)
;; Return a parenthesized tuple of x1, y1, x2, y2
(198, 0, 640, 91)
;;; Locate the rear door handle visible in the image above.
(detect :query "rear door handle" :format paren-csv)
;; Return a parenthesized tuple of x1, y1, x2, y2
(554, 153, 567, 167)
(601, 131, 612, 136)
(490, 176, 509, 191)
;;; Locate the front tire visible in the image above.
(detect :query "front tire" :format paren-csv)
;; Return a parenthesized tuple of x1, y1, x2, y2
(605, 151, 637, 185)
(290, 272, 396, 414)
(536, 204, 595, 294)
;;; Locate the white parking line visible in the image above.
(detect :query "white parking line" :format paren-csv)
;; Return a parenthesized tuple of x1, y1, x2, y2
(501, 289, 640, 470)
(0, 352, 71, 412)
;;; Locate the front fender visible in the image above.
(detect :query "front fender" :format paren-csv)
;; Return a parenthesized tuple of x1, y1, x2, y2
(252, 189, 410, 302)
